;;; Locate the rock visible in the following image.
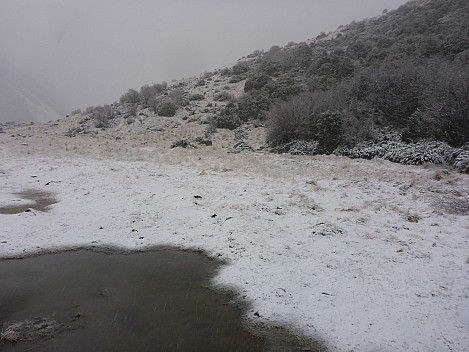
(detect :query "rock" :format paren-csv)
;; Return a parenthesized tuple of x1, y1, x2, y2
(194, 137, 212, 146)
(1, 317, 60, 342)
(170, 140, 196, 149)
(234, 126, 250, 141)
(229, 142, 254, 154)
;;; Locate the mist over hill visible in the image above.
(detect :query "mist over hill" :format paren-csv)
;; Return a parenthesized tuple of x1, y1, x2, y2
(64, 0, 468, 171)
(0, 60, 65, 123)
(0, 0, 409, 119)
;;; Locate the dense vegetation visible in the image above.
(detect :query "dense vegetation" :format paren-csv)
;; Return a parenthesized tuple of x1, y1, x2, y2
(215, 0, 469, 150)
(78, 0, 468, 170)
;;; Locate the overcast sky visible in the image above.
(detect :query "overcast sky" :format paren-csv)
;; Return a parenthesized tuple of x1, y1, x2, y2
(0, 0, 408, 112)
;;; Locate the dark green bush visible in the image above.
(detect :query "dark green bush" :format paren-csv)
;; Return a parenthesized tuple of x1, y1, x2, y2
(244, 74, 272, 92)
(232, 62, 250, 75)
(213, 91, 233, 102)
(213, 103, 241, 129)
(237, 90, 272, 121)
(316, 111, 343, 154)
(158, 102, 177, 117)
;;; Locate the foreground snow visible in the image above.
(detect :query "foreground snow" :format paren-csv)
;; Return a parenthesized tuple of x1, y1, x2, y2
(1, 138, 468, 351)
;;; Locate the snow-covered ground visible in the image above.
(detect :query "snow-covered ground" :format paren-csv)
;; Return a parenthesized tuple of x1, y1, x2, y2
(1, 125, 468, 352)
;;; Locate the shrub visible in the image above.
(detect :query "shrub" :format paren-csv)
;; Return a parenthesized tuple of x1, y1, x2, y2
(169, 89, 185, 107)
(266, 93, 314, 145)
(258, 46, 284, 76)
(140, 82, 167, 104)
(265, 75, 304, 101)
(88, 105, 113, 129)
(128, 105, 137, 117)
(220, 68, 231, 76)
(244, 74, 272, 92)
(120, 89, 141, 104)
(232, 62, 250, 75)
(196, 78, 206, 87)
(229, 75, 245, 83)
(213, 91, 233, 102)
(316, 111, 343, 154)
(158, 102, 177, 117)
(213, 103, 241, 129)
(237, 90, 272, 121)
(189, 93, 205, 101)
(308, 49, 355, 80)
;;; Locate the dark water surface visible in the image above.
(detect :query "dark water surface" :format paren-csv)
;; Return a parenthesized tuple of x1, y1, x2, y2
(0, 190, 56, 214)
(0, 249, 324, 352)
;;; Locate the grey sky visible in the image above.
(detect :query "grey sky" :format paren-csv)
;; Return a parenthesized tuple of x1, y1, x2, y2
(0, 0, 408, 112)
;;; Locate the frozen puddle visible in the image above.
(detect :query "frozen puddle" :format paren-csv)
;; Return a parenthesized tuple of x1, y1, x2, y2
(0, 190, 56, 214)
(0, 249, 323, 351)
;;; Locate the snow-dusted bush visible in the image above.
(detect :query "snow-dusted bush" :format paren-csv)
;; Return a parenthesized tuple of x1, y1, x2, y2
(158, 102, 177, 117)
(384, 143, 444, 165)
(337, 139, 469, 171)
(120, 89, 141, 104)
(271, 140, 318, 155)
(212, 103, 241, 130)
(232, 61, 250, 75)
(213, 91, 233, 102)
(453, 151, 469, 173)
(189, 93, 205, 101)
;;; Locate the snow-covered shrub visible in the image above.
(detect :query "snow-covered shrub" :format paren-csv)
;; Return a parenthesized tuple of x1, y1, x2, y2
(189, 93, 205, 101)
(120, 89, 141, 104)
(337, 139, 469, 171)
(213, 91, 233, 102)
(213, 103, 241, 130)
(158, 102, 177, 117)
(384, 143, 444, 165)
(232, 61, 250, 75)
(452, 151, 469, 173)
(271, 140, 318, 155)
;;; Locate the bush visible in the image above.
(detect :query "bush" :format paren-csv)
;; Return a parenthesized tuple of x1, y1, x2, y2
(265, 75, 304, 101)
(128, 105, 137, 117)
(213, 91, 233, 102)
(220, 68, 231, 76)
(196, 78, 206, 87)
(232, 62, 250, 75)
(266, 93, 314, 145)
(120, 89, 141, 104)
(316, 111, 343, 154)
(244, 74, 272, 92)
(237, 90, 272, 121)
(189, 93, 205, 101)
(158, 102, 177, 117)
(89, 105, 113, 129)
(229, 75, 245, 83)
(169, 89, 185, 107)
(308, 49, 355, 80)
(140, 83, 167, 104)
(213, 103, 241, 129)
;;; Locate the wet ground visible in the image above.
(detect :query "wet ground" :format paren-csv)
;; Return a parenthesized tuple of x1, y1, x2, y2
(0, 249, 326, 352)
(0, 190, 56, 214)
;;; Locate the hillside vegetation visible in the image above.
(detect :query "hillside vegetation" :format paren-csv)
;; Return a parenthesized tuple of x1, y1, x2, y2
(71, 0, 468, 171)
(228, 0, 469, 148)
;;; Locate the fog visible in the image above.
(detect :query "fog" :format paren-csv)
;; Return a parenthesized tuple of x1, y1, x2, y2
(0, 0, 408, 119)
